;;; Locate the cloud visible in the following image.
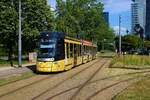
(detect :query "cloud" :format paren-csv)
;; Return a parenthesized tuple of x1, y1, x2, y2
(113, 26, 128, 36)
(101, 0, 132, 14)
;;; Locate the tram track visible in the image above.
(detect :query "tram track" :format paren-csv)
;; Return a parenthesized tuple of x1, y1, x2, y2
(69, 59, 108, 100)
(2, 57, 149, 100)
(41, 59, 108, 100)
(87, 74, 150, 100)
(0, 58, 101, 99)
(31, 58, 104, 100)
(43, 64, 150, 100)
(0, 75, 55, 97)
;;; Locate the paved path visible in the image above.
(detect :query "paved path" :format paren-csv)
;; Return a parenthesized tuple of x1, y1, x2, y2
(0, 58, 150, 100)
(0, 63, 36, 79)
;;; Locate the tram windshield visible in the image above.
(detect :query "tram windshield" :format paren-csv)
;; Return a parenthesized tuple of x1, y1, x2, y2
(38, 39, 56, 58)
(37, 32, 65, 60)
(38, 48, 55, 58)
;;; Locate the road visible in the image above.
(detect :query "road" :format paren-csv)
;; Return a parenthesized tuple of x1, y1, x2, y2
(0, 58, 150, 100)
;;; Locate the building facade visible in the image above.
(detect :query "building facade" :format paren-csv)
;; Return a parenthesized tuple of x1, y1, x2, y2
(131, 0, 146, 34)
(131, 2, 139, 33)
(145, 0, 150, 39)
(103, 12, 109, 26)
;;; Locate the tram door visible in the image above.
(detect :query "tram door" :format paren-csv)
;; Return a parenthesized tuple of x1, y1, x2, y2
(74, 44, 77, 66)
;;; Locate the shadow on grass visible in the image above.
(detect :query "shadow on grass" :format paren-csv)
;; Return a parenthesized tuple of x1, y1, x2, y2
(109, 66, 150, 70)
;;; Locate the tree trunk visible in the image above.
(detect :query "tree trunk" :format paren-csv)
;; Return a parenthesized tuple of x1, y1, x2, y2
(8, 46, 13, 67)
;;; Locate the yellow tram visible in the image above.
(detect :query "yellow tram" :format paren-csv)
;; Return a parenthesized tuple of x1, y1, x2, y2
(36, 32, 97, 72)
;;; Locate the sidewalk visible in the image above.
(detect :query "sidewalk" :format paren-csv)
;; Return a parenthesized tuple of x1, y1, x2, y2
(0, 63, 36, 79)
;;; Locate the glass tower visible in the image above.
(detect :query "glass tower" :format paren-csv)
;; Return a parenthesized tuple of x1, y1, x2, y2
(145, 0, 150, 39)
(131, 0, 146, 34)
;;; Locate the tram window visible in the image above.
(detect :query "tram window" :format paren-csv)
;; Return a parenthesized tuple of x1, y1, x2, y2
(77, 45, 79, 57)
(76, 45, 79, 57)
(74, 44, 77, 57)
(78, 45, 81, 56)
(84, 46, 86, 55)
(55, 38, 65, 60)
(80, 45, 82, 56)
(70, 43, 73, 57)
(67, 43, 69, 58)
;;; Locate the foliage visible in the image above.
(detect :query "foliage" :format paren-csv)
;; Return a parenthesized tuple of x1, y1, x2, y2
(0, 0, 115, 66)
(115, 35, 143, 52)
(55, 0, 115, 46)
(144, 40, 150, 49)
(21, 0, 54, 53)
(0, 0, 54, 65)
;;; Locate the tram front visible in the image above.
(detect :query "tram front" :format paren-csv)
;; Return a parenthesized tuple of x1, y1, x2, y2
(36, 32, 65, 72)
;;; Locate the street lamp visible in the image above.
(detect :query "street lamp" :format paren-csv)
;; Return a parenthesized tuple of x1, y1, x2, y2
(119, 15, 122, 56)
(18, 0, 22, 67)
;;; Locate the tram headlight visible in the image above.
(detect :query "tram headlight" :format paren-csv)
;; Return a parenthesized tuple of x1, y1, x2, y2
(48, 58, 55, 61)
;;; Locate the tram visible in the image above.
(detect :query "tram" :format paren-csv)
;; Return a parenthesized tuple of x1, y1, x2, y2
(36, 32, 97, 72)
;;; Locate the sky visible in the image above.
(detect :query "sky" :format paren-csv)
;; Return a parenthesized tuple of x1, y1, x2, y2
(48, 0, 132, 35)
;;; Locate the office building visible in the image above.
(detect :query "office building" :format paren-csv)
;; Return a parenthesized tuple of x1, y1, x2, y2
(103, 12, 109, 26)
(145, 0, 150, 39)
(131, 0, 146, 34)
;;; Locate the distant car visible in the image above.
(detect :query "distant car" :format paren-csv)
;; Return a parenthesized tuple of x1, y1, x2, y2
(128, 49, 138, 55)
(137, 49, 150, 55)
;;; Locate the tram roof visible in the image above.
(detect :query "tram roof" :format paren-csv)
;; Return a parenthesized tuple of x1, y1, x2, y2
(40, 32, 97, 47)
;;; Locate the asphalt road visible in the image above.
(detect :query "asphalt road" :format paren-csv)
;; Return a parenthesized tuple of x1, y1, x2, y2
(0, 58, 150, 100)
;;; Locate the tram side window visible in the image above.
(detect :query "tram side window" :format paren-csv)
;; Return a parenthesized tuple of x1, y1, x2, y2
(74, 44, 77, 57)
(76, 45, 79, 57)
(84, 46, 86, 55)
(78, 45, 81, 56)
(67, 43, 69, 58)
(81, 45, 84, 56)
(56, 38, 65, 60)
(79, 45, 81, 56)
(70, 43, 73, 57)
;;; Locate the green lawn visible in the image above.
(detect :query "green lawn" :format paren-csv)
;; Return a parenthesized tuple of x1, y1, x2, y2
(98, 50, 116, 57)
(114, 77, 150, 100)
(0, 59, 29, 67)
(110, 55, 150, 69)
(111, 55, 150, 100)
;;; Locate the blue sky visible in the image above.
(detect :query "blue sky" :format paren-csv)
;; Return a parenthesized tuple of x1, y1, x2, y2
(103, 0, 132, 35)
(48, 0, 132, 35)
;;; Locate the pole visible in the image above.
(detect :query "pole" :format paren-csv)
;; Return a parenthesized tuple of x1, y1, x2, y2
(119, 15, 122, 55)
(18, 0, 22, 67)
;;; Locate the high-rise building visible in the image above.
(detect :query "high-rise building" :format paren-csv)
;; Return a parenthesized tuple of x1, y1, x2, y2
(131, 2, 139, 33)
(145, 0, 150, 39)
(103, 12, 109, 26)
(131, 0, 146, 34)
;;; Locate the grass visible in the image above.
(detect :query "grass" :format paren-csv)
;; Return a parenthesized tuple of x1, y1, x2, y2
(110, 55, 150, 69)
(97, 50, 116, 57)
(0, 59, 29, 67)
(0, 72, 35, 86)
(114, 77, 150, 100)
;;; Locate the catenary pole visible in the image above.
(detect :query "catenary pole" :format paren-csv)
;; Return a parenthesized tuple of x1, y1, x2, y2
(18, 0, 22, 67)
(119, 15, 122, 55)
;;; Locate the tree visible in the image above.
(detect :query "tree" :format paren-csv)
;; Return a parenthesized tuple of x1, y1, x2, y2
(0, 0, 54, 66)
(55, 0, 115, 49)
(144, 40, 150, 50)
(118, 35, 143, 52)
(21, 0, 54, 53)
(0, 0, 18, 66)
